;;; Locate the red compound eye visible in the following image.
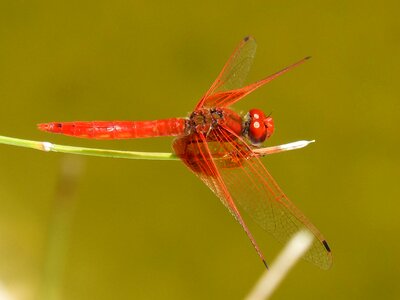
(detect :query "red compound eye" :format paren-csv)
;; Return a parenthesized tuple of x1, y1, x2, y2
(247, 109, 274, 145)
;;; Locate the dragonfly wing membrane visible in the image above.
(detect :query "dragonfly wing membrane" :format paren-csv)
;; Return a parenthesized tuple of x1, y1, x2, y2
(211, 126, 333, 269)
(196, 36, 257, 109)
(202, 56, 312, 108)
(173, 133, 268, 265)
(196, 36, 310, 109)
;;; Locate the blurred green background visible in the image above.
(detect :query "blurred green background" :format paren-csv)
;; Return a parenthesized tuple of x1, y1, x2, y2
(0, 0, 399, 299)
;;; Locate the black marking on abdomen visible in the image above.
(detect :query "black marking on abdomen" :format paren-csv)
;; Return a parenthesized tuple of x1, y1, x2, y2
(322, 240, 331, 252)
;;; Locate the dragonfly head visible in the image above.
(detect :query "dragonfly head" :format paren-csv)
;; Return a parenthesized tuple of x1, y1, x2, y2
(244, 109, 275, 146)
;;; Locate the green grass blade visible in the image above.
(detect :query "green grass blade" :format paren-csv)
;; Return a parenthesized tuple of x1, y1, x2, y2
(0, 135, 179, 160)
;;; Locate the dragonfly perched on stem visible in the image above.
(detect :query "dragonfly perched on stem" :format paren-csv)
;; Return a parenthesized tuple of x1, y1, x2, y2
(38, 36, 332, 269)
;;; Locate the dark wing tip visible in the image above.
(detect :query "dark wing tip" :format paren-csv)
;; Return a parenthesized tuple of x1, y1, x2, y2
(243, 35, 255, 42)
(322, 240, 331, 252)
(305, 56, 312, 60)
(263, 259, 269, 269)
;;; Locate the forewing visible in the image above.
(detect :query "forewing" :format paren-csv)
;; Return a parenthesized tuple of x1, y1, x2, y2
(195, 36, 257, 109)
(196, 36, 310, 109)
(212, 127, 333, 269)
(201, 56, 311, 108)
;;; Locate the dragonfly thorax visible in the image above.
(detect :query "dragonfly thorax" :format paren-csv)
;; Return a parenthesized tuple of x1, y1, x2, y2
(186, 108, 243, 137)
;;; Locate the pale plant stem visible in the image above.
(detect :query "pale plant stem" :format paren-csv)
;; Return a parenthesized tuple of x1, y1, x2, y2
(245, 230, 314, 300)
(0, 135, 314, 160)
(40, 156, 84, 300)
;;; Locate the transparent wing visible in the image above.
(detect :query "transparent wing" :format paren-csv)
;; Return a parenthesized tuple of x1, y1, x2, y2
(196, 36, 310, 109)
(214, 126, 332, 269)
(174, 127, 332, 269)
(173, 132, 268, 266)
(199, 56, 311, 109)
(195, 36, 257, 109)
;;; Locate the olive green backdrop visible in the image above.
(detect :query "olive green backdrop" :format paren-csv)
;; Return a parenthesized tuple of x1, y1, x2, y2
(0, 1, 398, 299)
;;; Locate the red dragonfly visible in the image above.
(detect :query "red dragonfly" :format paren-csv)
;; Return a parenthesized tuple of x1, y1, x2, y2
(38, 36, 332, 269)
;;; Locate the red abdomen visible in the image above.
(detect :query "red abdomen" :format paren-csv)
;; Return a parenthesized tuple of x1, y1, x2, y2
(38, 118, 187, 139)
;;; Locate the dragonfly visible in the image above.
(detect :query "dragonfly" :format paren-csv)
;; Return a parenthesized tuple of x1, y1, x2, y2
(38, 36, 332, 269)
